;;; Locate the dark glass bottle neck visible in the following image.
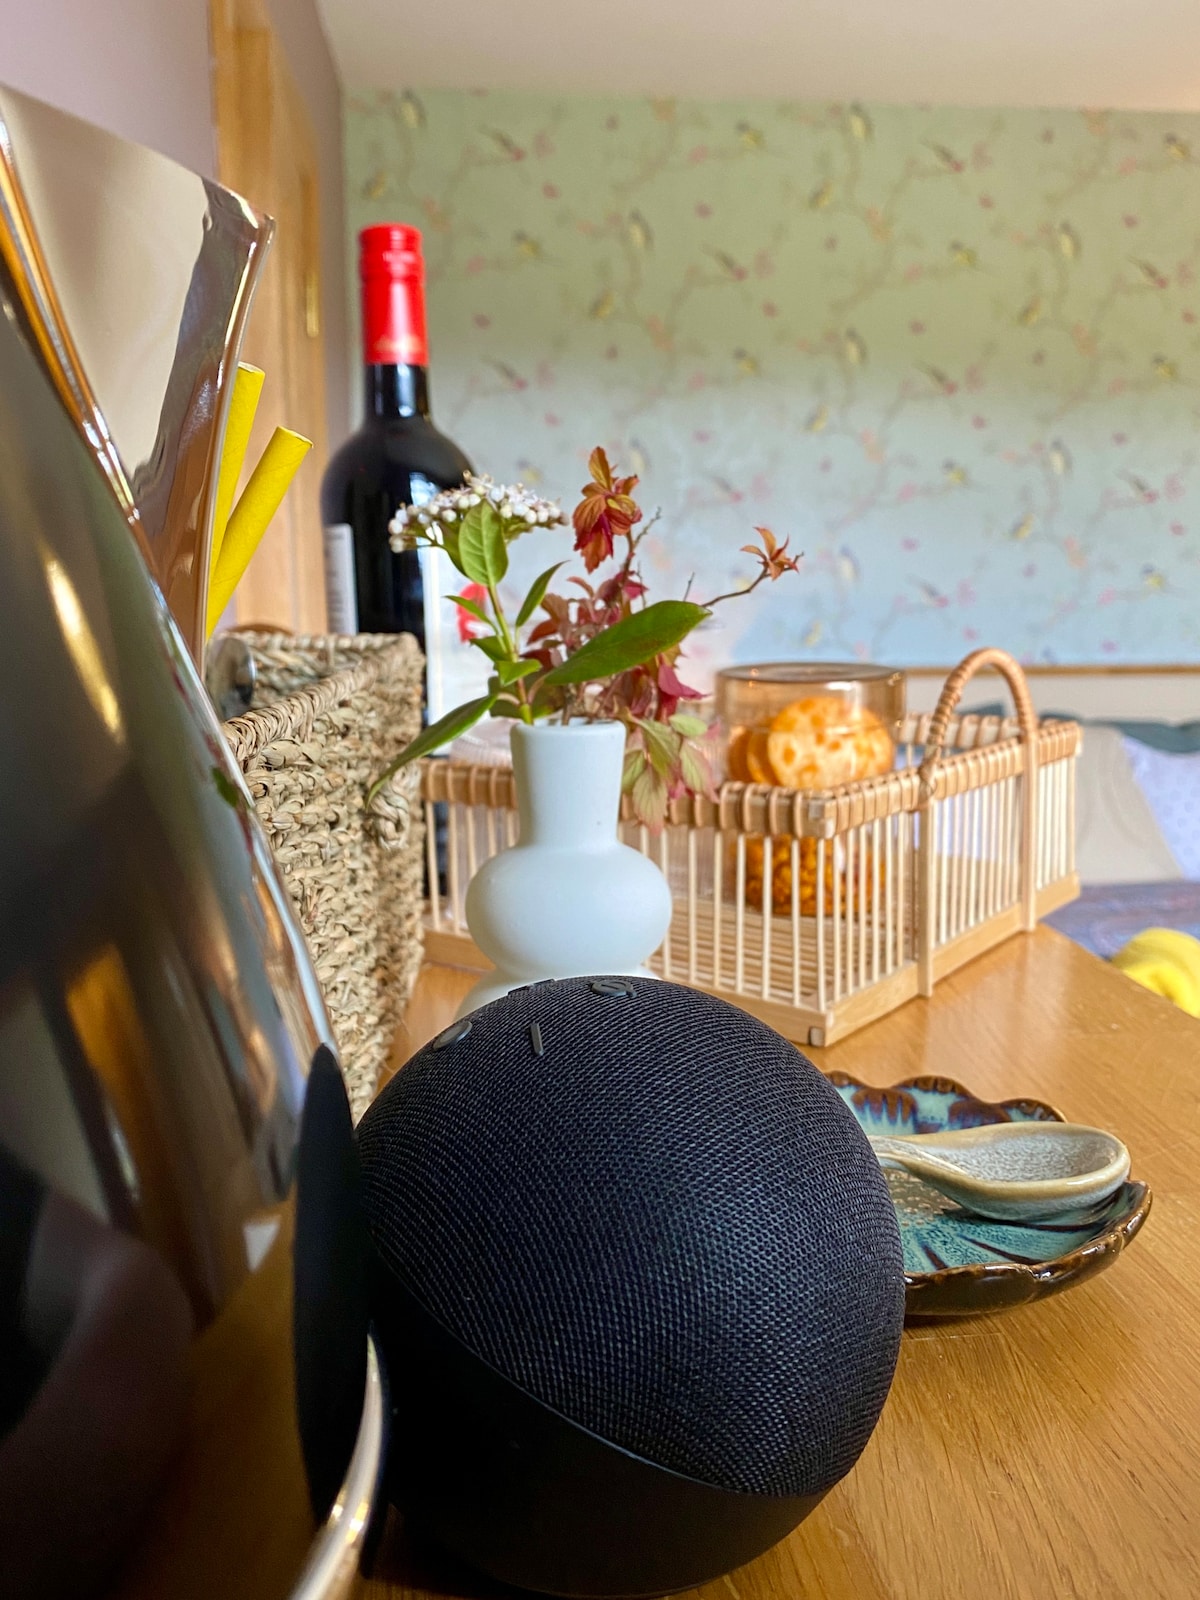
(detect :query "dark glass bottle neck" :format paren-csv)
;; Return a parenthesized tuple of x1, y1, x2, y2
(365, 363, 430, 420)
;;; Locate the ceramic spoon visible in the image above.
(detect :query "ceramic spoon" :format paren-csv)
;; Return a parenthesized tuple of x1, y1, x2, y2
(868, 1121, 1130, 1222)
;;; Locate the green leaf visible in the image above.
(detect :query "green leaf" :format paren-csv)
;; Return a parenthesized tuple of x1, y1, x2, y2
(515, 562, 566, 627)
(622, 748, 647, 794)
(496, 657, 539, 686)
(366, 693, 497, 804)
(440, 522, 464, 574)
(541, 600, 710, 688)
(449, 592, 492, 629)
(473, 635, 509, 664)
(638, 718, 681, 782)
(457, 501, 508, 586)
(669, 712, 709, 738)
(630, 765, 669, 830)
(679, 740, 714, 797)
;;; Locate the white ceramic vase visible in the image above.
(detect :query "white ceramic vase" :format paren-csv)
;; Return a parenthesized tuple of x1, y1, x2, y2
(457, 721, 673, 1016)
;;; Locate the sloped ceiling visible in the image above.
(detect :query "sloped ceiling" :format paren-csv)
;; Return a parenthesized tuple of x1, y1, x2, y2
(317, 0, 1200, 108)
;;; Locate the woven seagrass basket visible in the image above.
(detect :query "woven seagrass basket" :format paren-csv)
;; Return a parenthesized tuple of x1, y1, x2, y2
(222, 631, 424, 1119)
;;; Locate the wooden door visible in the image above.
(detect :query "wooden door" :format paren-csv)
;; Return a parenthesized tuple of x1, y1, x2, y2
(209, 0, 328, 632)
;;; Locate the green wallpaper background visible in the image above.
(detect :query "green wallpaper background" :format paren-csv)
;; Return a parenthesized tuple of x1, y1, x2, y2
(345, 91, 1200, 683)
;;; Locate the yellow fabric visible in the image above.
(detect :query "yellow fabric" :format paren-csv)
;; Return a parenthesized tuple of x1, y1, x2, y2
(206, 426, 312, 635)
(1112, 928, 1200, 1017)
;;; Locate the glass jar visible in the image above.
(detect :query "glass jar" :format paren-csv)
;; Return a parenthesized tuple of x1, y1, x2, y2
(716, 662, 906, 790)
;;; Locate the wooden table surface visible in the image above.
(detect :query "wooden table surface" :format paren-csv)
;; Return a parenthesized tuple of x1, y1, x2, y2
(357, 929, 1200, 1600)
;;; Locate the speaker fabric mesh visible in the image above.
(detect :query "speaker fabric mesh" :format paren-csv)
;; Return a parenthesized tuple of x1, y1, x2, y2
(358, 978, 904, 1499)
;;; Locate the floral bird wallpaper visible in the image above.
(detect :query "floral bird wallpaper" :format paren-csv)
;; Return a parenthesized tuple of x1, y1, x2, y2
(346, 90, 1200, 691)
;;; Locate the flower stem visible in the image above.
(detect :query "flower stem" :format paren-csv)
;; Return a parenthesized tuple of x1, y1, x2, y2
(487, 582, 516, 655)
(698, 569, 772, 609)
(487, 581, 534, 723)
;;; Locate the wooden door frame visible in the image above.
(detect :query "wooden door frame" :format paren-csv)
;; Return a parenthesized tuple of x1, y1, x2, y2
(209, 0, 329, 633)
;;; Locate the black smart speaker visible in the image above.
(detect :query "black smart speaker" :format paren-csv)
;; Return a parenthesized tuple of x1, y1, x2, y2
(358, 977, 905, 1598)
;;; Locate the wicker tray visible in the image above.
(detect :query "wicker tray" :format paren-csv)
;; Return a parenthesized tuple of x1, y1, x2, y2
(223, 631, 424, 1118)
(419, 649, 1081, 1049)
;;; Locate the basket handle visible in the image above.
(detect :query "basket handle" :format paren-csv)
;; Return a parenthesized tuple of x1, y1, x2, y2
(915, 648, 1040, 997)
(917, 646, 1038, 800)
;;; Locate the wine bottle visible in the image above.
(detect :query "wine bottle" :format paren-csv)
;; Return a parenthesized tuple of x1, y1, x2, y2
(321, 224, 472, 667)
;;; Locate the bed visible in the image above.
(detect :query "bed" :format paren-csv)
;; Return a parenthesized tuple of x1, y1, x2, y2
(907, 667, 1200, 959)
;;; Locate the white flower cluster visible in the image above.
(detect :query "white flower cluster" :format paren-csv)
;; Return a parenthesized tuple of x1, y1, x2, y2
(388, 473, 566, 551)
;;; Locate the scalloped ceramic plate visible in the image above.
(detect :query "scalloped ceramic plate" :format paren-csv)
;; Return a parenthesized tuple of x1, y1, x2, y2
(828, 1073, 1152, 1318)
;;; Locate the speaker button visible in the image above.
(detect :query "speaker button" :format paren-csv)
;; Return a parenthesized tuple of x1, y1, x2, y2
(589, 980, 634, 998)
(432, 1020, 473, 1051)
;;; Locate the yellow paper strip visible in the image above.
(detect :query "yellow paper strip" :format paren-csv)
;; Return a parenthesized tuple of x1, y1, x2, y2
(207, 426, 313, 635)
(210, 362, 265, 571)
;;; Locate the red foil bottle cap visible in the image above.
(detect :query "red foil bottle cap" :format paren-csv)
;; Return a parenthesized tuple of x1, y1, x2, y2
(359, 223, 428, 366)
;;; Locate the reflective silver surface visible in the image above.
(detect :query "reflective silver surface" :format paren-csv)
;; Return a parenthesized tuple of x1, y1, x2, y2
(0, 82, 272, 659)
(0, 285, 329, 1317)
(0, 244, 350, 1598)
(292, 1339, 387, 1600)
(206, 630, 259, 719)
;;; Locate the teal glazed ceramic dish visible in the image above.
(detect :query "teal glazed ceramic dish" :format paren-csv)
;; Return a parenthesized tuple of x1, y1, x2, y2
(828, 1073, 1152, 1318)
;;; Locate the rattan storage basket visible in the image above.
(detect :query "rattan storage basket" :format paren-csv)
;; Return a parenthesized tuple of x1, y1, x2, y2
(420, 649, 1081, 1049)
(222, 631, 424, 1119)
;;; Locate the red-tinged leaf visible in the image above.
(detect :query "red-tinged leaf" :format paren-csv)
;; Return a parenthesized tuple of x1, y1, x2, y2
(573, 490, 608, 533)
(526, 617, 560, 644)
(620, 665, 656, 716)
(589, 445, 614, 490)
(572, 451, 644, 571)
(606, 492, 640, 521)
(575, 520, 615, 572)
(657, 658, 703, 701)
(743, 524, 803, 580)
(630, 765, 669, 830)
(598, 572, 647, 605)
(521, 645, 557, 672)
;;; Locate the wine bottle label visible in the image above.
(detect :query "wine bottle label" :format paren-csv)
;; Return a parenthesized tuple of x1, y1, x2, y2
(323, 523, 359, 634)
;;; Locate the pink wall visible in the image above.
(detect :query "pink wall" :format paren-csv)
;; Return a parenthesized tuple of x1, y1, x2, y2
(0, 0, 349, 443)
(0, 0, 214, 173)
